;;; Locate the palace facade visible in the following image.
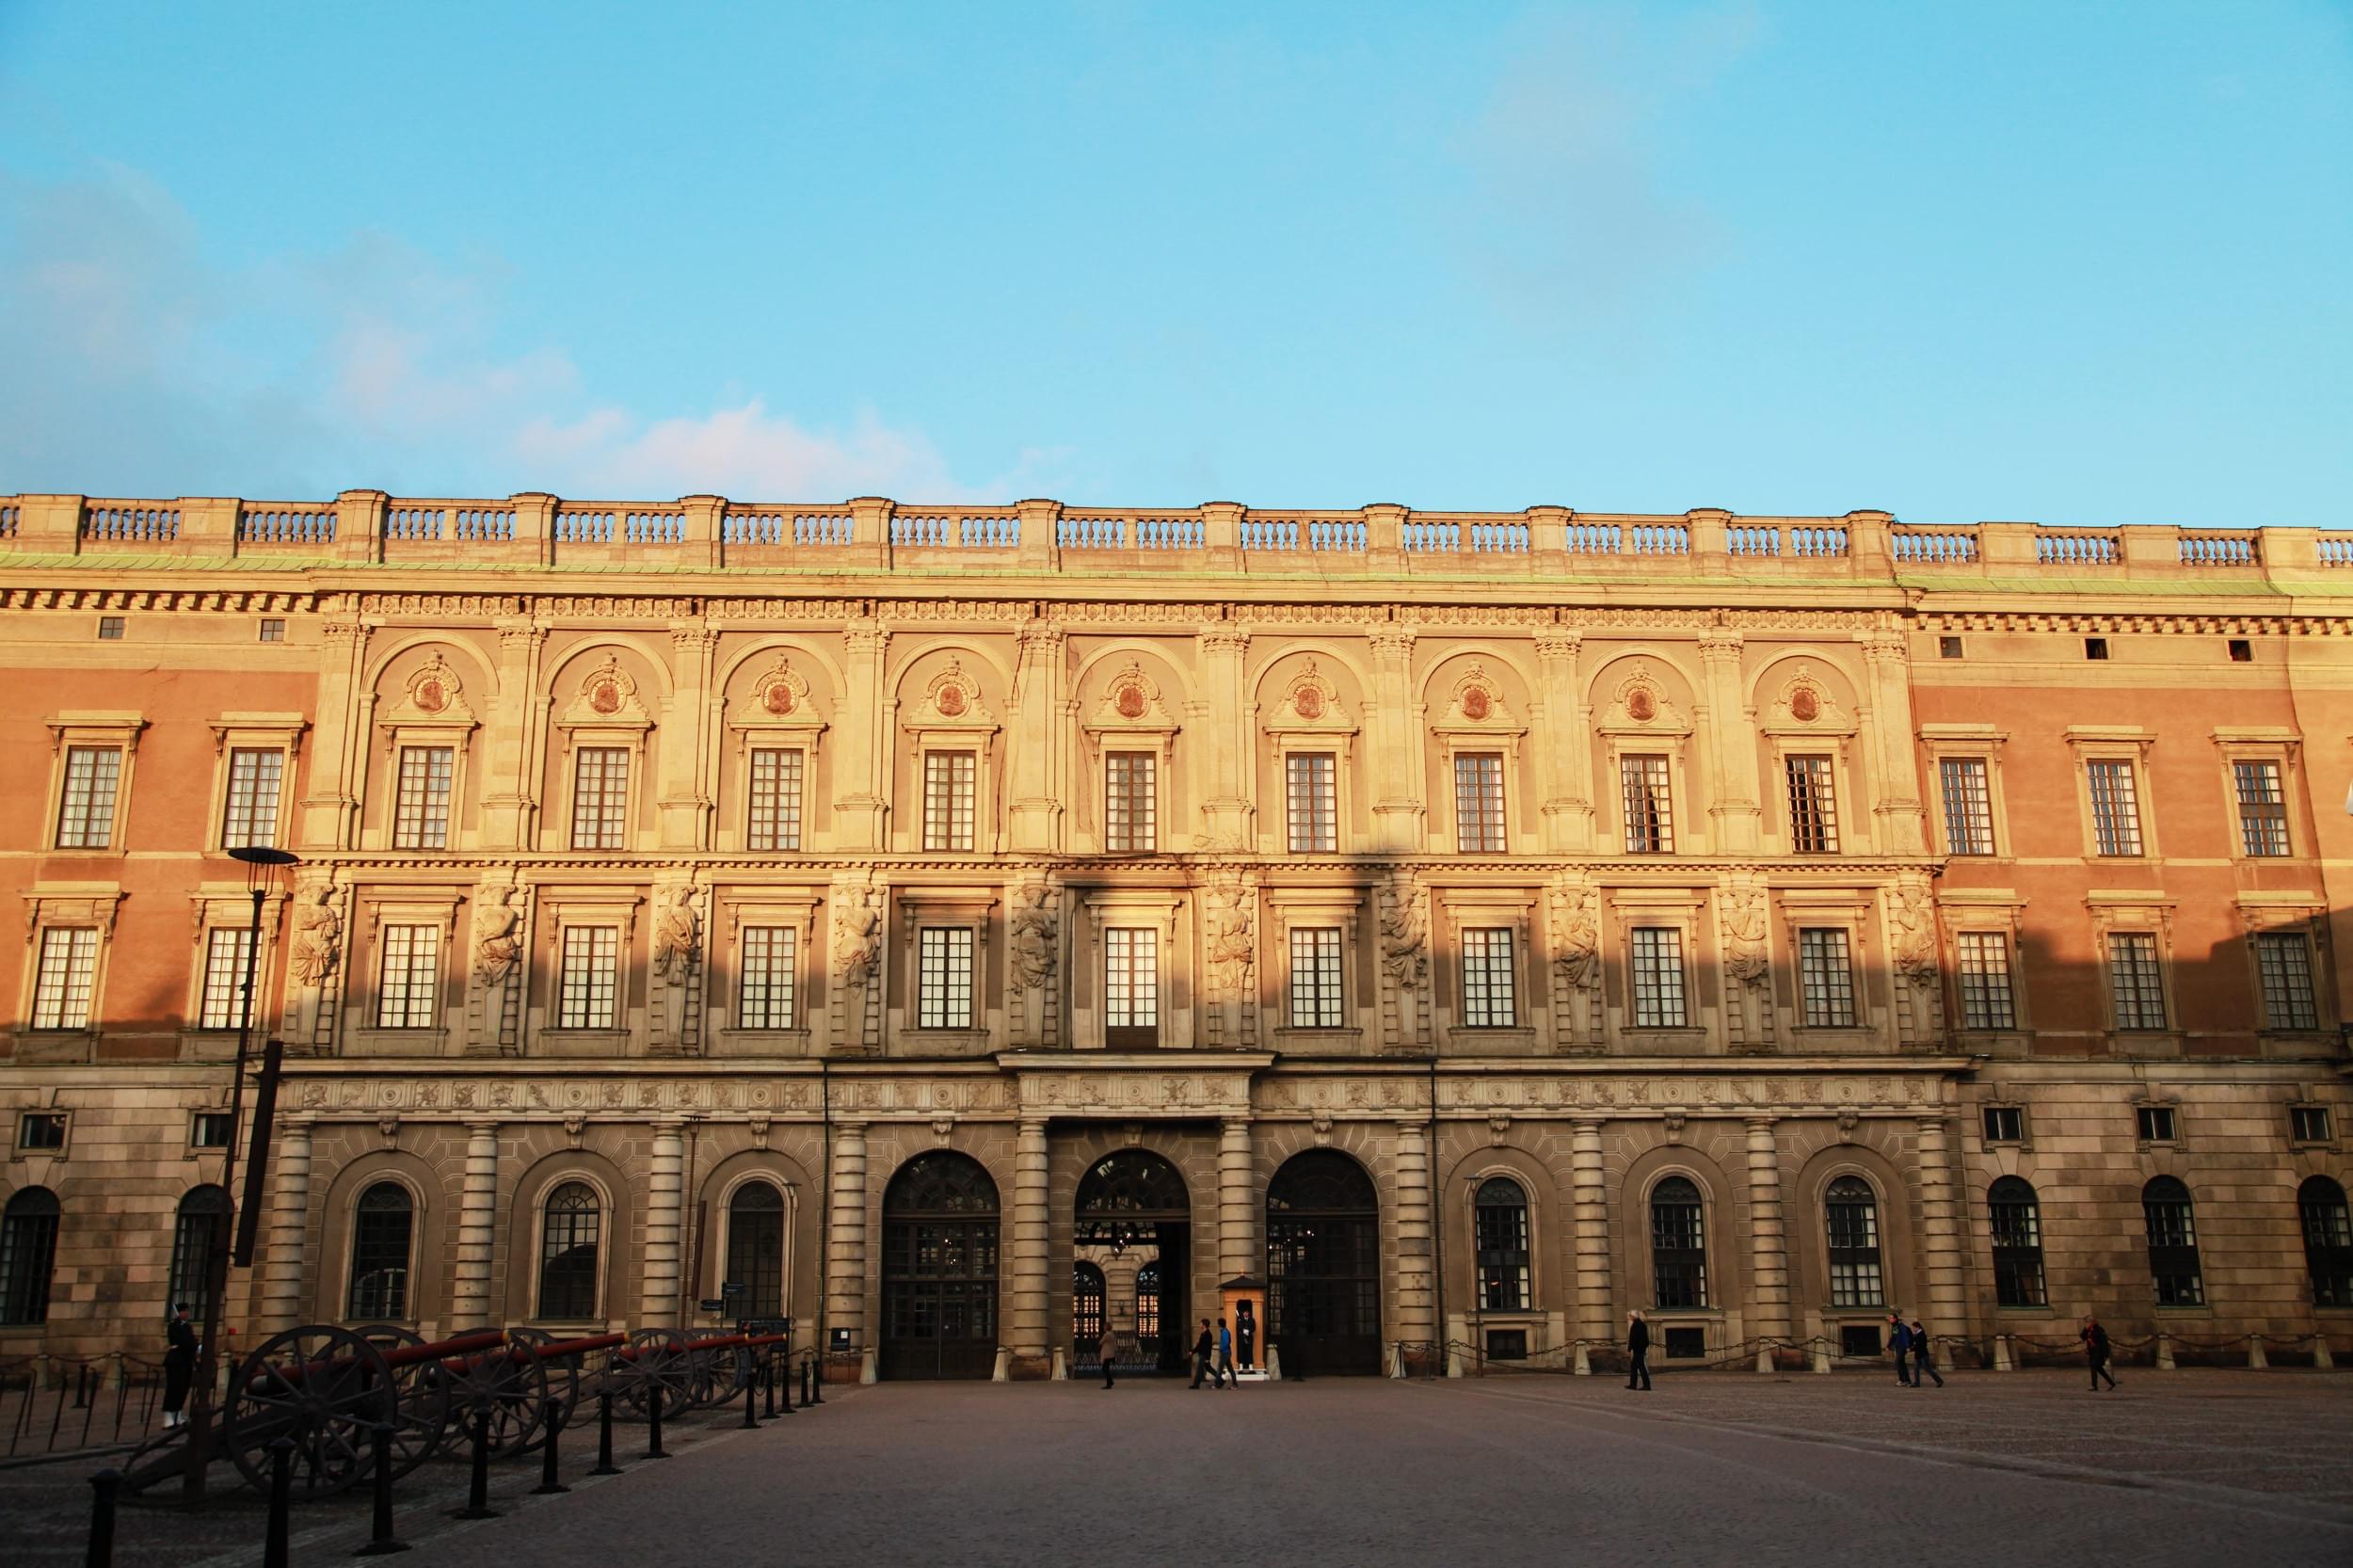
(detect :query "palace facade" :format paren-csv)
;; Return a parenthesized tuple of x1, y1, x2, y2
(1, 490, 2349, 1378)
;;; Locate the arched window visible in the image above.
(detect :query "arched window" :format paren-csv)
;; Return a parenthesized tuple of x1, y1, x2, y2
(2141, 1176, 2202, 1307)
(1824, 1176, 1883, 1308)
(345, 1182, 413, 1320)
(1474, 1177, 1530, 1311)
(0, 1188, 61, 1326)
(537, 1181, 602, 1320)
(1073, 1261, 1107, 1344)
(1987, 1176, 2045, 1307)
(727, 1181, 788, 1320)
(168, 1186, 229, 1325)
(1134, 1261, 1161, 1342)
(1650, 1176, 1706, 1308)
(2297, 1176, 2352, 1309)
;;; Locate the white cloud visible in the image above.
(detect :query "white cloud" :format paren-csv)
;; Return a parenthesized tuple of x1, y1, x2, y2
(516, 400, 967, 501)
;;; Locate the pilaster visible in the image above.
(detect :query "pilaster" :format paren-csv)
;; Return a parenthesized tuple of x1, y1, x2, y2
(258, 1116, 313, 1335)
(450, 1121, 500, 1329)
(1193, 628, 1252, 848)
(1011, 1119, 1050, 1370)
(1532, 632, 1593, 851)
(1698, 628, 1761, 853)
(1916, 1115, 1968, 1335)
(833, 623, 890, 849)
(479, 621, 547, 849)
(640, 1118, 686, 1327)
(1746, 1116, 1790, 1351)
(659, 621, 718, 850)
(1218, 1119, 1255, 1284)
(1005, 622, 1066, 852)
(825, 1122, 869, 1352)
(1368, 627, 1424, 851)
(1570, 1119, 1611, 1347)
(1392, 1118, 1434, 1355)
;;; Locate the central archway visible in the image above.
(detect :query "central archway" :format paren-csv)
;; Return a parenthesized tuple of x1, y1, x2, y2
(880, 1152, 1000, 1381)
(1267, 1149, 1381, 1375)
(1074, 1149, 1190, 1375)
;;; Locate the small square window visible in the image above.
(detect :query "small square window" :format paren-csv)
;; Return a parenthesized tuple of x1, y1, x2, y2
(191, 1112, 235, 1149)
(258, 617, 286, 643)
(1982, 1106, 2024, 1144)
(2084, 637, 2109, 661)
(2291, 1107, 2332, 1144)
(1840, 1324, 1882, 1358)
(1483, 1329, 1528, 1361)
(1938, 636, 1964, 660)
(1663, 1327, 1707, 1360)
(97, 616, 124, 640)
(17, 1112, 68, 1152)
(2227, 638, 2252, 663)
(2137, 1105, 2178, 1143)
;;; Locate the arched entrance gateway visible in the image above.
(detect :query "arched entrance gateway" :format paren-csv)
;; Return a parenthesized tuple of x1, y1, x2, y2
(879, 1152, 1000, 1381)
(1073, 1149, 1190, 1375)
(1266, 1150, 1381, 1375)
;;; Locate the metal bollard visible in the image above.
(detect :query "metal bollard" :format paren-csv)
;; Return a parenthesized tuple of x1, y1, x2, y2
(264, 1438, 296, 1568)
(742, 1365, 760, 1430)
(85, 1468, 121, 1568)
(453, 1406, 499, 1520)
(645, 1386, 668, 1461)
(763, 1357, 777, 1419)
(588, 1388, 620, 1476)
(354, 1422, 409, 1556)
(776, 1352, 792, 1416)
(533, 1399, 569, 1496)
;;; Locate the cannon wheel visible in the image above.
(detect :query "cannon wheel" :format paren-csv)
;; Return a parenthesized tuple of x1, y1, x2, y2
(353, 1324, 452, 1480)
(688, 1342, 750, 1410)
(609, 1328, 695, 1418)
(224, 1325, 397, 1501)
(439, 1337, 548, 1458)
(505, 1327, 584, 1449)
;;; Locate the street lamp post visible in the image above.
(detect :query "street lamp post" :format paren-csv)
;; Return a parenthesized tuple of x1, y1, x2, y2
(181, 845, 298, 1504)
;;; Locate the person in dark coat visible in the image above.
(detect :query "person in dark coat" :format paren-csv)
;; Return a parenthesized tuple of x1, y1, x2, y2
(1189, 1320, 1223, 1388)
(2081, 1314, 2118, 1390)
(1097, 1324, 1118, 1389)
(1236, 1301, 1257, 1370)
(1625, 1309, 1652, 1391)
(1887, 1312, 1914, 1386)
(162, 1303, 198, 1428)
(1909, 1318, 1944, 1387)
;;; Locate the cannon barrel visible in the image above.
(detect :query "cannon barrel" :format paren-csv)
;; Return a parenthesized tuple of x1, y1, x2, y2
(376, 1328, 509, 1372)
(519, 1332, 626, 1362)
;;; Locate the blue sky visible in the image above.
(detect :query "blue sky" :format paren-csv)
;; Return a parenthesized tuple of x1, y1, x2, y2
(2, 2, 2347, 526)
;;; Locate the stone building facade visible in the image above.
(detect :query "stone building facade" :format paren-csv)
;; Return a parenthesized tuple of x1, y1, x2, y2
(1, 490, 2348, 1377)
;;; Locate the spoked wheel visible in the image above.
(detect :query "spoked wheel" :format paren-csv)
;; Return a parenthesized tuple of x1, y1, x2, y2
(504, 1327, 582, 1450)
(438, 1336, 548, 1458)
(353, 1324, 451, 1480)
(609, 1328, 694, 1418)
(688, 1343, 750, 1410)
(224, 1326, 397, 1500)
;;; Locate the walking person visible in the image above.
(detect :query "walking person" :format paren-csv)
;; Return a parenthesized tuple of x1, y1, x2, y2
(1216, 1317, 1236, 1388)
(1887, 1312, 1914, 1386)
(2081, 1314, 2119, 1391)
(1909, 1318, 1945, 1387)
(1098, 1323, 1118, 1389)
(1190, 1319, 1222, 1388)
(162, 1302, 197, 1429)
(1625, 1309, 1653, 1391)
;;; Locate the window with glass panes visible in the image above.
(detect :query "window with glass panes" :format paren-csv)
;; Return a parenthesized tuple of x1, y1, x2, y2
(168, 1187, 227, 1325)
(556, 927, 619, 1029)
(1938, 758, 1993, 855)
(537, 1182, 601, 1320)
(1104, 753, 1156, 852)
(2106, 933, 2167, 1031)
(1289, 927, 1344, 1028)
(1461, 927, 1515, 1027)
(2253, 932, 2318, 1031)
(917, 927, 975, 1029)
(221, 749, 283, 848)
(746, 748, 805, 851)
(2233, 760, 2289, 856)
(345, 1182, 413, 1320)
(1650, 1176, 1707, 1307)
(570, 747, 630, 849)
(923, 751, 976, 851)
(1286, 753, 1337, 852)
(737, 926, 796, 1029)
(1454, 753, 1505, 852)
(2087, 760, 2143, 856)
(392, 746, 453, 849)
(728, 1181, 788, 1320)
(1954, 931, 2016, 1030)
(55, 746, 120, 848)
(1981, 1105, 2024, 1143)
(1629, 927, 1687, 1028)
(30, 928, 97, 1030)
(1785, 756, 1838, 853)
(1824, 1176, 1884, 1307)
(0, 1188, 60, 1326)
(1474, 1178, 1531, 1310)
(2299, 1177, 2353, 1309)
(198, 927, 253, 1029)
(2292, 1107, 2333, 1144)
(1621, 755, 1673, 854)
(1104, 928, 1159, 1046)
(1797, 929, 1856, 1028)
(1988, 1176, 2046, 1307)
(375, 925, 440, 1028)
(2141, 1176, 2203, 1306)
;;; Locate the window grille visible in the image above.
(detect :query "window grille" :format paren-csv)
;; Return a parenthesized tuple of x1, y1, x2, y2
(557, 927, 619, 1029)
(2107, 934, 2167, 1031)
(1461, 927, 1515, 1027)
(738, 926, 797, 1029)
(376, 925, 440, 1028)
(1824, 1176, 1883, 1307)
(747, 748, 805, 851)
(1938, 758, 1993, 855)
(1473, 1177, 1530, 1310)
(1286, 753, 1337, 852)
(2233, 760, 2288, 856)
(1289, 927, 1343, 1028)
(1988, 1176, 2046, 1307)
(570, 747, 630, 849)
(1649, 1176, 1707, 1308)
(1104, 927, 1159, 1047)
(728, 1182, 788, 1320)
(393, 746, 454, 849)
(2088, 760, 2143, 856)
(1454, 753, 1505, 852)
(1629, 927, 1687, 1028)
(1104, 754, 1156, 852)
(2141, 1176, 2203, 1306)
(30, 928, 98, 1030)
(923, 752, 976, 851)
(56, 746, 120, 848)
(1955, 931, 2015, 1030)
(199, 927, 253, 1029)
(345, 1182, 413, 1320)
(2255, 932, 2318, 1031)
(221, 749, 283, 848)
(1798, 928, 1856, 1028)
(0, 1188, 60, 1326)
(1621, 755, 1673, 854)
(918, 927, 975, 1029)
(1785, 756, 1838, 853)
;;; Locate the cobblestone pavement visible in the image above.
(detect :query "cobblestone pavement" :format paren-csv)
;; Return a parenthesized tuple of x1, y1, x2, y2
(6, 1371, 2348, 1568)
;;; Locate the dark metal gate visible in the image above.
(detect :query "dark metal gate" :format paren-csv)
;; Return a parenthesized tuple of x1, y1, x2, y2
(879, 1152, 1000, 1381)
(1072, 1150, 1189, 1376)
(1267, 1149, 1381, 1375)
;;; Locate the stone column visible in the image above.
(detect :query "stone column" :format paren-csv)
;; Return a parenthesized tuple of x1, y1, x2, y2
(1531, 633, 1593, 851)
(1862, 632, 1929, 855)
(296, 619, 369, 850)
(1218, 1119, 1256, 1284)
(1010, 1119, 1050, 1371)
(1367, 628, 1424, 851)
(1193, 629, 1252, 848)
(1697, 630, 1761, 854)
(258, 1116, 313, 1335)
(1915, 1115, 1968, 1334)
(1005, 624, 1066, 852)
(1746, 1117, 1790, 1359)
(1392, 1119, 1434, 1360)
(450, 1121, 500, 1329)
(479, 621, 547, 849)
(824, 1121, 869, 1356)
(1569, 1119, 1611, 1348)
(658, 623, 718, 850)
(640, 1119, 687, 1328)
(834, 624, 890, 849)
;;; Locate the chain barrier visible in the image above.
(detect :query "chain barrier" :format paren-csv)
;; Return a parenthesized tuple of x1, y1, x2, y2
(1, 1352, 166, 1461)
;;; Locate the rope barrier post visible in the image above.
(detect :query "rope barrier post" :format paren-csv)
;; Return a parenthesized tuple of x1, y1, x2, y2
(588, 1389, 620, 1477)
(355, 1422, 409, 1556)
(2248, 1333, 2269, 1369)
(263, 1437, 296, 1568)
(1811, 1336, 1831, 1375)
(453, 1406, 499, 1520)
(84, 1467, 120, 1568)
(645, 1384, 669, 1461)
(1571, 1339, 1590, 1376)
(1993, 1333, 2013, 1372)
(2155, 1332, 2176, 1371)
(2314, 1332, 2336, 1371)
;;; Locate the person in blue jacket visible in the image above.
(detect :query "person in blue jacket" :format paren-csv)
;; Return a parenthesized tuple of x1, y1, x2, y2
(1887, 1312, 1914, 1385)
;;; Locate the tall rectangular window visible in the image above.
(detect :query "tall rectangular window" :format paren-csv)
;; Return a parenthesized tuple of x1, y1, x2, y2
(917, 927, 975, 1029)
(1289, 927, 1343, 1028)
(1629, 927, 1687, 1028)
(1455, 753, 1506, 852)
(738, 926, 797, 1030)
(1955, 931, 2016, 1031)
(1462, 927, 1516, 1027)
(221, 749, 284, 849)
(30, 928, 98, 1030)
(392, 746, 454, 849)
(1798, 928, 1856, 1028)
(55, 746, 121, 849)
(1286, 753, 1337, 852)
(1104, 754, 1156, 853)
(557, 927, 619, 1029)
(375, 925, 441, 1029)
(2255, 932, 2319, 1032)
(2106, 933, 2167, 1031)
(1104, 927, 1159, 1047)
(1785, 756, 1838, 853)
(1621, 756, 1673, 854)
(746, 749, 805, 851)
(2088, 760, 2143, 856)
(199, 927, 253, 1029)
(1939, 759, 1993, 856)
(923, 752, 976, 852)
(2233, 760, 2289, 857)
(570, 748, 630, 849)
